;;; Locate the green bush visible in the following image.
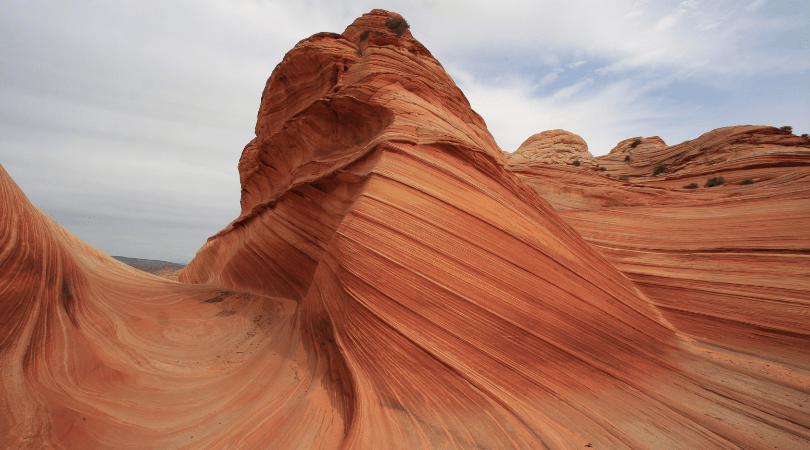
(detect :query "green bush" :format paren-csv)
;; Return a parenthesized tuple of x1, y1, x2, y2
(600, 166, 606, 171)
(630, 139, 641, 148)
(683, 183, 698, 189)
(624, 155, 630, 162)
(360, 30, 370, 41)
(740, 179, 754, 185)
(573, 160, 581, 166)
(802, 134, 809, 139)
(653, 164, 668, 176)
(705, 176, 725, 187)
(606, 173, 611, 177)
(619, 176, 629, 181)
(385, 17, 410, 36)
(780, 126, 793, 133)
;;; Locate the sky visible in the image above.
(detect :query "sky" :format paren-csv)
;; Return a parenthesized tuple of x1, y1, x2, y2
(1, 0, 808, 263)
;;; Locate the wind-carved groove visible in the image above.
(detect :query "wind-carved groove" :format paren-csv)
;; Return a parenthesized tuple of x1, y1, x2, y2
(61, 278, 77, 327)
(298, 286, 357, 437)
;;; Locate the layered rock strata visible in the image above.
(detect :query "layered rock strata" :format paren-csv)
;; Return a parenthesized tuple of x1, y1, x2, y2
(1, 10, 809, 450)
(511, 128, 810, 446)
(599, 126, 810, 186)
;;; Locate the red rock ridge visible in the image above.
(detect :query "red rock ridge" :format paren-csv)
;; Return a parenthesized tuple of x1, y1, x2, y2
(181, 10, 694, 448)
(598, 125, 810, 185)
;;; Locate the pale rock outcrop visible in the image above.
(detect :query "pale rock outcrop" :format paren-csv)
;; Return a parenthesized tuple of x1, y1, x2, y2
(507, 129, 595, 166)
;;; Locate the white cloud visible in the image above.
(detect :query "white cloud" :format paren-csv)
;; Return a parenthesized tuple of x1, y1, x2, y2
(447, 65, 690, 155)
(566, 60, 587, 69)
(624, 10, 645, 19)
(413, 0, 809, 79)
(551, 78, 593, 100)
(744, 0, 768, 11)
(696, 20, 721, 31)
(538, 68, 564, 86)
(677, 0, 700, 11)
(653, 13, 682, 31)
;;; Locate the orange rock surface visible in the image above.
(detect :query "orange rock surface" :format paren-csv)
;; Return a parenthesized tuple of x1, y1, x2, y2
(2, 10, 809, 449)
(512, 126, 810, 445)
(514, 126, 810, 334)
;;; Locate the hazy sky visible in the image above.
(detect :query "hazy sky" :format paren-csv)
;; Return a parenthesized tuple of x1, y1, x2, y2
(2, 0, 808, 263)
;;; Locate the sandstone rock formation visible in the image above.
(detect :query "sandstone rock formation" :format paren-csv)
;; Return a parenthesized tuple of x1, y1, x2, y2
(506, 129, 594, 166)
(595, 126, 810, 186)
(608, 135, 668, 155)
(2, 10, 809, 450)
(511, 126, 810, 210)
(512, 128, 810, 434)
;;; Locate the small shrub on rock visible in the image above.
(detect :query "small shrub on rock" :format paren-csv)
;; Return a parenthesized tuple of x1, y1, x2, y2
(606, 174, 611, 177)
(630, 139, 641, 148)
(683, 183, 698, 189)
(624, 155, 630, 162)
(653, 164, 668, 176)
(801, 133, 809, 139)
(573, 160, 581, 166)
(780, 126, 793, 133)
(619, 176, 629, 181)
(740, 179, 755, 185)
(600, 166, 606, 171)
(705, 176, 725, 188)
(385, 17, 410, 36)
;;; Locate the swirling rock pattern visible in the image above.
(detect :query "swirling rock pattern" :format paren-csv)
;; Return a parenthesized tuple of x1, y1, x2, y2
(513, 126, 810, 448)
(0, 164, 346, 449)
(2, 10, 809, 449)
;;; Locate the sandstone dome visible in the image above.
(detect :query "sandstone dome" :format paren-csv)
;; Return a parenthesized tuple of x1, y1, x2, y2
(507, 129, 595, 166)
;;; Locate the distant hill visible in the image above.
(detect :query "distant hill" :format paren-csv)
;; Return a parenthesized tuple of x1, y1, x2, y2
(111, 256, 185, 280)
(111, 256, 186, 269)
